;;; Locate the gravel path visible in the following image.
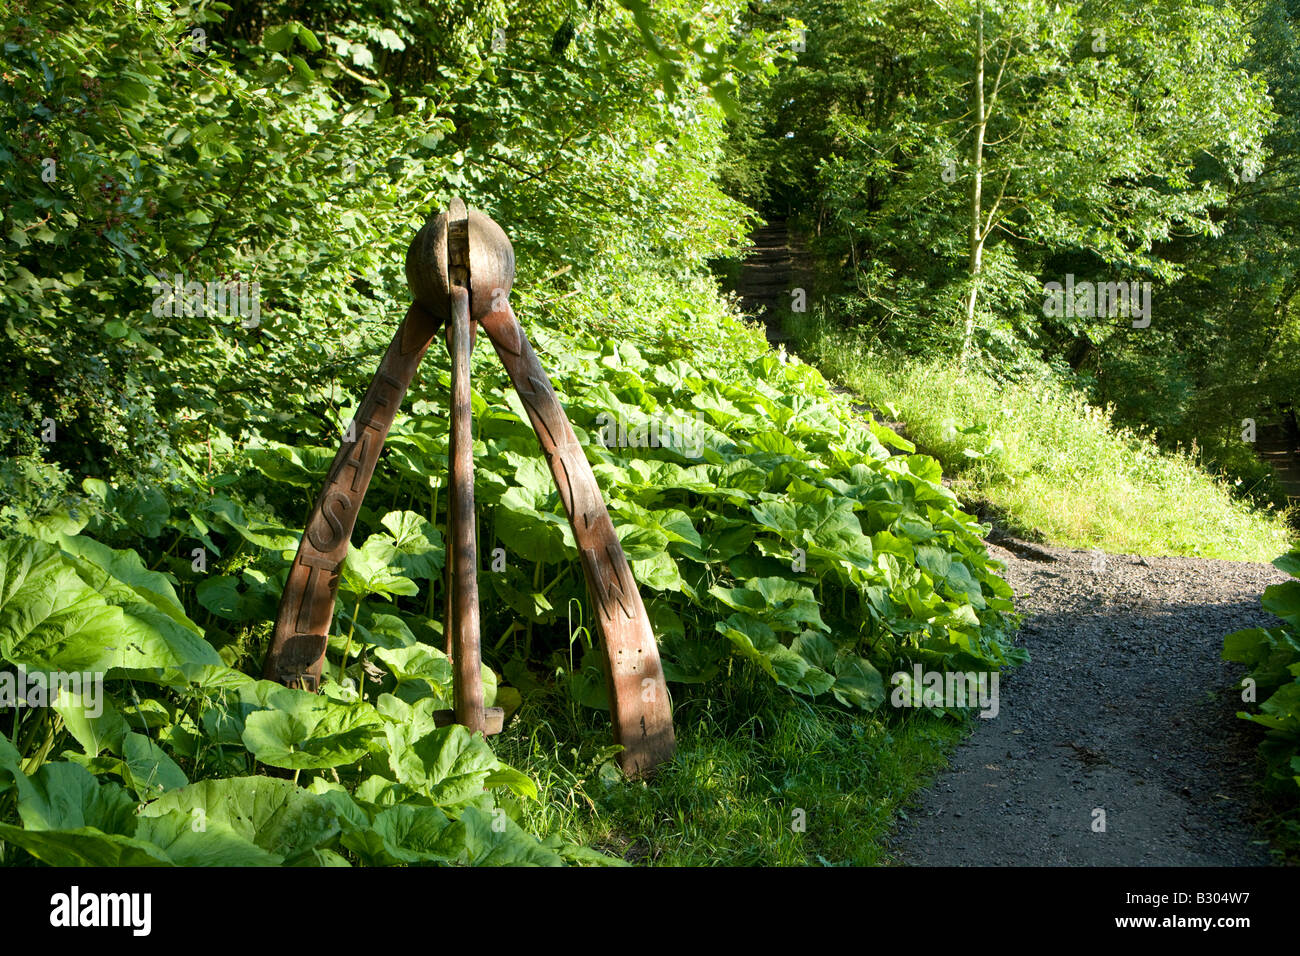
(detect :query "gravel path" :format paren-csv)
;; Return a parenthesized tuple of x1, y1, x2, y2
(888, 533, 1286, 866)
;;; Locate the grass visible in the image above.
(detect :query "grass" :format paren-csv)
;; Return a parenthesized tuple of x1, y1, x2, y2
(790, 310, 1297, 562)
(494, 668, 971, 865)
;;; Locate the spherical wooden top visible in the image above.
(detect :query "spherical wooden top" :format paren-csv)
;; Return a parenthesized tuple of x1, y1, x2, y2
(405, 203, 515, 321)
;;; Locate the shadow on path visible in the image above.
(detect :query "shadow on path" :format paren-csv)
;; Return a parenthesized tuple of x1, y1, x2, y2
(889, 539, 1284, 866)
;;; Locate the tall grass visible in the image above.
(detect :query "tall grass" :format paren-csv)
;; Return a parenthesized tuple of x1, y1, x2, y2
(793, 311, 1296, 561)
(494, 673, 969, 865)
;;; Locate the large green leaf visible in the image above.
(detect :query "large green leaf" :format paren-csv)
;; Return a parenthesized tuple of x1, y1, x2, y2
(340, 537, 419, 599)
(53, 689, 131, 756)
(353, 610, 418, 650)
(0, 823, 176, 867)
(1262, 580, 1300, 626)
(791, 631, 837, 671)
(340, 803, 456, 866)
(446, 806, 564, 866)
(11, 760, 138, 834)
(375, 510, 445, 581)
(341, 784, 555, 868)
(196, 575, 259, 622)
(204, 497, 300, 551)
(121, 732, 190, 797)
(245, 441, 333, 488)
(139, 777, 343, 864)
(630, 550, 684, 592)
(710, 577, 827, 633)
(375, 694, 444, 739)
(0, 538, 133, 673)
(372, 643, 453, 703)
(241, 693, 384, 770)
(132, 811, 283, 866)
(384, 723, 500, 806)
(0, 538, 223, 685)
(494, 493, 570, 562)
(57, 534, 196, 634)
(200, 678, 291, 746)
(750, 498, 869, 554)
(1272, 550, 1300, 580)
(0, 734, 23, 796)
(831, 656, 886, 711)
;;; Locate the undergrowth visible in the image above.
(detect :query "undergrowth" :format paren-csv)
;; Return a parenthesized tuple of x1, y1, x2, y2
(0, 272, 1020, 866)
(1223, 547, 1300, 861)
(791, 309, 1296, 562)
(495, 667, 969, 865)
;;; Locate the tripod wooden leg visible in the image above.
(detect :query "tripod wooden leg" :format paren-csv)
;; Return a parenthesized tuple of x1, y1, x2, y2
(447, 285, 486, 735)
(478, 303, 676, 776)
(262, 304, 443, 691)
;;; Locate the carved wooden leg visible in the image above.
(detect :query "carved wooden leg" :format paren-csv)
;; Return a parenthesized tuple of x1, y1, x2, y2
(262, 304, 442, 690)
(478, 303, 676, 776)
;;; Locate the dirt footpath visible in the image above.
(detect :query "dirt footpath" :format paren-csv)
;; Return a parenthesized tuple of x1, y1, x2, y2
(888, 534, 1285, 866)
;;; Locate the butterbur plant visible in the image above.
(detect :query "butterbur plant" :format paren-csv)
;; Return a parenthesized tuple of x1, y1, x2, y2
(0, 295, 1022, 866)
(467, 330, 1023, 705)
(1223, 548, 1300, 807)
(0, 534, 588, 866)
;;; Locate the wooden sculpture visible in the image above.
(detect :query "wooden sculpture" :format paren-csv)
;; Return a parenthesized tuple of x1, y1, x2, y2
(262, 200, 676, 776)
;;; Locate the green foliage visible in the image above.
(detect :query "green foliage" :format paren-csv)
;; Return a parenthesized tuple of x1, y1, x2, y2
(0, 0, 1025, 867)
(792, 310, 1296, 560)
(1223, 548, 1300, 855)
(733, 0, 1271, 353)
(0, 536, 568, 866)
(484, 326, 1021, 689)
(1223, 549, 1300, 794)
(1082, 1, 1300, 487)
(0, 0, 770, 520)
(493, 667, 971, 865)
(723, 0, 1300, 510)
(0, 287, 1021, 864)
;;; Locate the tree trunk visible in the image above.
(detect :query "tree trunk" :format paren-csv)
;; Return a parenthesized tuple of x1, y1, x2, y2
(960, 5, 986, 365)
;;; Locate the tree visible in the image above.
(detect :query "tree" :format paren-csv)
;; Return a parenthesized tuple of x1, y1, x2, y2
(0, 0, 773, 522)
(731, 0, 1273, 368)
